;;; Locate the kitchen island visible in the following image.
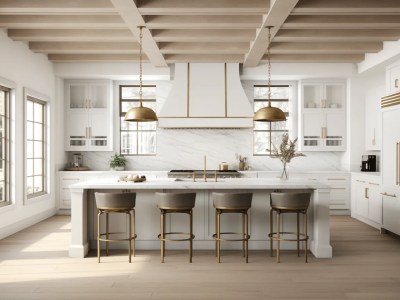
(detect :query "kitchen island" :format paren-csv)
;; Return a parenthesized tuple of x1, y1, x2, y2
(69, 178, 332, 258)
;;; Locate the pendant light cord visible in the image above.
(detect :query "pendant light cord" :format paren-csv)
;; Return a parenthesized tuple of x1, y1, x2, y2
(267, 26, 272, 108)
(139, 26, 143, 108)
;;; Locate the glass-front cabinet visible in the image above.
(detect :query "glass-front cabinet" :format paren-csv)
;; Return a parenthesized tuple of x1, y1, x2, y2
(299, 80, 346, 151)
(65, 80, 112, 151)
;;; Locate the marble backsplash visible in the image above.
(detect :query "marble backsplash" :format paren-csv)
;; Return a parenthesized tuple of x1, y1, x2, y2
(78, 128, 344, 171)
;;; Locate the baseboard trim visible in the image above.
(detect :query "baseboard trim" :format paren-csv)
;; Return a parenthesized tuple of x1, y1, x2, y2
(0, 208, 56, 240)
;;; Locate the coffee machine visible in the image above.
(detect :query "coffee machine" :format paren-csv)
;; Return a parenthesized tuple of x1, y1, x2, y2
(361, 155, 376, 172)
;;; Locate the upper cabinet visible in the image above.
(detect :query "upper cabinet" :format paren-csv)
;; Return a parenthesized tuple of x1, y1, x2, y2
(386, 61, 400, 95)
(64, 79, 113, 151)
(299, 80, 346, 151)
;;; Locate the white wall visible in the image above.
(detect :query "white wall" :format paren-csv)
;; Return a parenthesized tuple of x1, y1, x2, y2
(73, 77, 344, 172)
(0, 30, 56, 239)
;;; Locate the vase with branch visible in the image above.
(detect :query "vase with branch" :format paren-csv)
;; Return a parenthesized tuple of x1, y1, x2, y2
(269, 133, 305, 179)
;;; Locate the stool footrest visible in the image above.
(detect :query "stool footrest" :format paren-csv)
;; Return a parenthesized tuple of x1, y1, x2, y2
(213, 232, 250, 242)
(158, 232, 195, 242)
(99, 232, 137, 243)
(269, 231, 308, 242)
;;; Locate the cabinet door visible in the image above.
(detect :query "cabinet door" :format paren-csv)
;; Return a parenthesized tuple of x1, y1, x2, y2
(382, 108, 400, 187)
(382, 189, 400, 235)
(388, 64, 400, 94)
(324, 83, 345, 109)
(302, 84, 323, 108)
(59, 175, 84, 209)
(66, 111, 88, 149)
(89, 110, 110, 150)
(325, 111, 345, 150)
(354, 179, 369, 218)
(301, 111, 323, 150)
(89, 83, 108, 109)
(365, 91, 382, 151)
(368, 183, 381, 224)
(68, 83, 88, 109)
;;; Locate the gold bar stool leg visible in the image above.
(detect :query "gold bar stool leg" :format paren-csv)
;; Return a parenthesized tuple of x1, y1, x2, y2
(106, 212, 109, 256)
(160, 210, 164, 263)
(132, 209, 136, 257)
(305, 211, 308, 263)
(245, 212, 249, 263)
(217, 210, 221, 263)
(277, 211, 280, 263)
(189, 209, 193, 263)
(270, 208, 273, 257)
(215, 211, 218, 257)
(297, 212, 300, 257)
(242, 212, 245, 257)
(128, 211, 132, 263)
(97, 210, 101, 263)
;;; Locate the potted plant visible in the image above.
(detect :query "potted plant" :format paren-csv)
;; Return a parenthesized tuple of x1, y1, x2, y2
(110, 153, 127, 171)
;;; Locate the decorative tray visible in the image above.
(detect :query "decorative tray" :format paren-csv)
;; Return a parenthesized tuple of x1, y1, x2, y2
(118, 175, 146, 183)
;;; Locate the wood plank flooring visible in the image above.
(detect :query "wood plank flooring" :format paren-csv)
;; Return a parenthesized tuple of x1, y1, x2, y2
(0, 216, 400, 299)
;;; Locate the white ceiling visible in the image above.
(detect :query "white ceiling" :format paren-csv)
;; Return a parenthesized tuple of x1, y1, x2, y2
(1, 0, 400, 66)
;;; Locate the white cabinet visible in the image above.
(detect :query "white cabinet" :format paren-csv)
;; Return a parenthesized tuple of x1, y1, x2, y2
(381, 101, 400, 235)
(351, 173, 381, 229)
(299, 81, 346, 151)
(58, 173, 86, 211)
(291, 172, 350, 210)
(365, 91, 382, 151)
(65, 80, 113, 151)
(386, 61, 400, 95)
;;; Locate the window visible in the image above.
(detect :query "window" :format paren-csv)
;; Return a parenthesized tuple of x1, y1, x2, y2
(0, 86, 10, 206)
(253, 85, 291, 155)
(119, 85, 156, 155)
(26, 97, 46, 198)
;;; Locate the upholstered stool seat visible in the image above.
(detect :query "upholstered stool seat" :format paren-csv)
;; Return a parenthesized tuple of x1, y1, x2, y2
(269, 192, 311, 263)
(95, 192, 137, 263)
(212, 192, 253, 263)
(156, 192, 196, 263)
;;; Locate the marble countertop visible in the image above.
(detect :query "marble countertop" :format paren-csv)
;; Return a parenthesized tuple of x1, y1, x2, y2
(69, 177, 330, 190)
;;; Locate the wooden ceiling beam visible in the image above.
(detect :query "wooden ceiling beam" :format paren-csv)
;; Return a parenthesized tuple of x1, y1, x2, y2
(110, 0, 167, 67)
(159, 42, 249, 54)
(270, 42, 383, 54)
(293, 0, 400, 14)
(8, 29, 134, 42)
(164, 54, 244, 63)
(152, 29, 255, 42)
(283, 15, 400, 29)
(261, 54, 365, 63)
(29, 42, 139, 54)
(48, 54, 147, 63)
(274, 29, 400, 42)
(244, 0, 299, 67)
(0, 0, 116, 14)
(145, 15, 262, 29)
(137, 0, 268, 15)
(0, 15, 125, 29)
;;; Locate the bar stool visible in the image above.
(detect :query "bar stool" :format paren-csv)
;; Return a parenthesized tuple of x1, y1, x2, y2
(269, 192, 311, 263)
(95, 192, 137, 263)
(156, 192, 196, 263)
(212, 192, 253, 263)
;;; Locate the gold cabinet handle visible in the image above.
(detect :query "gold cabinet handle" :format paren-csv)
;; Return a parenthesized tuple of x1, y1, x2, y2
(356, 180, 366, 183)
(364, 187, 369, 199)
(395, 78, 399, 88)
(327, 178, 346, 181)
(369, 182, 380, 186)
(381, 192, 396, 198)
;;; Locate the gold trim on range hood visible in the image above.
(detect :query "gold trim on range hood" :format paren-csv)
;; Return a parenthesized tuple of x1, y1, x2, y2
(158, 63, 253, 128)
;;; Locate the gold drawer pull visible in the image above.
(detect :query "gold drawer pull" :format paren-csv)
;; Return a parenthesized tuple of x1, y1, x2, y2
(381, 192, 396, 198)
(356, 180, 366, 183)
(369, 182, 380, 186)
(327, 178, 346, 181)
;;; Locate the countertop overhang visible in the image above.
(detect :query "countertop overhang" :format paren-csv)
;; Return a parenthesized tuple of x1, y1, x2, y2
(69, 178, 330, 190)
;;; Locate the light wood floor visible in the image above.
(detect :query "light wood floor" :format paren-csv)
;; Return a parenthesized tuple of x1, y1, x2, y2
(1, 216, 400, 300)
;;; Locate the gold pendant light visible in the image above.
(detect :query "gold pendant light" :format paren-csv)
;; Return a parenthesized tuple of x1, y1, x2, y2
(254, 26, 286, 122)
(124, 26, 158, 122)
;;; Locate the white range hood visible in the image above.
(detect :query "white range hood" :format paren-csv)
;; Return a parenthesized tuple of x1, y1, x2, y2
(158, 63, 254, 128)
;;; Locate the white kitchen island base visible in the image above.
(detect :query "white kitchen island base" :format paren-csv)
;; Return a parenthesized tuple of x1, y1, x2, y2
(69, 179, 332, 258)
